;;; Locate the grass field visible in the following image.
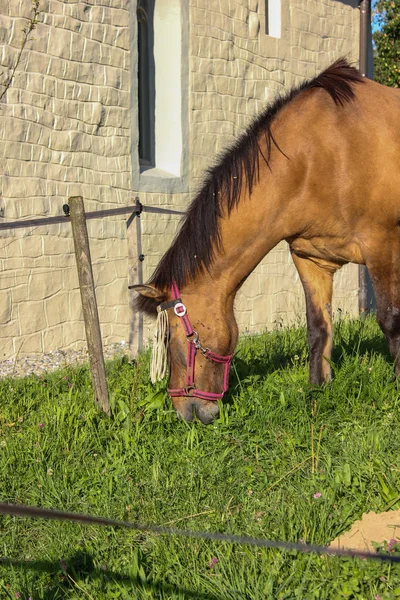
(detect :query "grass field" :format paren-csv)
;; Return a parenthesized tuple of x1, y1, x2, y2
(0, 316, 400, 599)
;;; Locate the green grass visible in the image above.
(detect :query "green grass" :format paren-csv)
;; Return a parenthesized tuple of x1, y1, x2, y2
(0, 316, 400, 599)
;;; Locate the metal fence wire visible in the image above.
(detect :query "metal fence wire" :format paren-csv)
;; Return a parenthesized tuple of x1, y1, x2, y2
(0, 199, 185, 232)
(0, 502, 399, 564)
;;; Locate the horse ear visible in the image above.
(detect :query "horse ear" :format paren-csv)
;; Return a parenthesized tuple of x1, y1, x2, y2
(129, 284, 166, 302)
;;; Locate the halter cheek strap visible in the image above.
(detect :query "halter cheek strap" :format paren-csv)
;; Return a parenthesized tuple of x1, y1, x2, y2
(160, 283, 233, 401)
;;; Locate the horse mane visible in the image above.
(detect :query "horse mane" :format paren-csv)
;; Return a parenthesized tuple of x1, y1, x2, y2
(136, 58, 364, 316)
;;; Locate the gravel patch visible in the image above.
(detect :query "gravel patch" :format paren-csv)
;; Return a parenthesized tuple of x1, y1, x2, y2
(0, 342, 130, 380)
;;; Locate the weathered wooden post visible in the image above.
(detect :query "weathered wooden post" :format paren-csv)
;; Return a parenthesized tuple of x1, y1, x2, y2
(68, 196, 111, 416)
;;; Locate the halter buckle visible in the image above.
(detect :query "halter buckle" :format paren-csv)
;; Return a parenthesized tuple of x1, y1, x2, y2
(174, 302, 187, 317)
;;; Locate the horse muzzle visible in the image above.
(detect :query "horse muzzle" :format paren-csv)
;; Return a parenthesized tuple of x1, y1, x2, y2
(172, 395, 220, 424)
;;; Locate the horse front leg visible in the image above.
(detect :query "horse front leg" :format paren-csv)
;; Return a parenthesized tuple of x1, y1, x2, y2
(366, 253, 400, 377)
(378, 304, 400, 376)
(291, 252, 340, 385)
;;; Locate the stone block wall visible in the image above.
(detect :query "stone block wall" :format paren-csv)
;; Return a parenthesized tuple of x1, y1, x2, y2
(0, 0, 133, 360)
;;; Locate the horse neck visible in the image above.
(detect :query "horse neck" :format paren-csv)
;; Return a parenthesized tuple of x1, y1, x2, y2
(191, 170, 286, 303)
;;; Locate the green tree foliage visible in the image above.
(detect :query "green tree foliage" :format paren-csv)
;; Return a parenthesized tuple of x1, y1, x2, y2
(373, 0, 400, 87)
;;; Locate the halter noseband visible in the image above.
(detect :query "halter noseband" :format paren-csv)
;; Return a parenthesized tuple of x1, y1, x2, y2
(158, 283, 233, 401)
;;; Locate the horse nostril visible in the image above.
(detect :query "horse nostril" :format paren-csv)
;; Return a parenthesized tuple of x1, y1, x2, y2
(193, 400, 220, 425)
(173, 399, 195, 422)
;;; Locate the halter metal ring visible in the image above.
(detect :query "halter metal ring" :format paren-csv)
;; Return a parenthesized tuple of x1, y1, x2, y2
(186, 330, 199, 343)
(174, 302, 187, 317)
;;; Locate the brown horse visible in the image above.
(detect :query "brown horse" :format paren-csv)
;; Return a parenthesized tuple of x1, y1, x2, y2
(132, 59, 400, 424)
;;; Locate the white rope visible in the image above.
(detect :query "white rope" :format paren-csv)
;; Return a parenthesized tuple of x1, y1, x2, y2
(150, 309, 169, 383)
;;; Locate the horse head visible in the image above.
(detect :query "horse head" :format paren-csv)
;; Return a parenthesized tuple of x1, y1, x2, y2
(132, 282, 238, 424)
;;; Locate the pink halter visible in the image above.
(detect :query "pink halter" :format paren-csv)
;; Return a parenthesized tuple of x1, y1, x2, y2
(159, 283, 233, 401)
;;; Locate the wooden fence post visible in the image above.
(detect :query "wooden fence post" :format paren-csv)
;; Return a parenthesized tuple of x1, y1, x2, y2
(68, 196, 111, 416)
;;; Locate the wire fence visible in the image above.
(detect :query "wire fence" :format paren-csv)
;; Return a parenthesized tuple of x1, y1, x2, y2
(0, 501, 399, 564)
(0, 198, 185, 285)
(0, 197, 185, 360)
(0, 200, 185, 232)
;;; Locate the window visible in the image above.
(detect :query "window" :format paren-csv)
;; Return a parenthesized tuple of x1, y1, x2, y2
(265, 0, 281, 38)
(137, 0, 155, 166)
(132, 0, 189, 192)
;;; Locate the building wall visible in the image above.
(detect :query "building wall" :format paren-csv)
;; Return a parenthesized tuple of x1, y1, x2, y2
(0, 0, 361, 361)
(0, 0, 133, 360)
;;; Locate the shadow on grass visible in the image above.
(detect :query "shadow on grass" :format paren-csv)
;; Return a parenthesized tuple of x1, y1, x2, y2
(232, 327, 391, 386)
(0, 551, 241, 600)
(332, 329, 391, 365)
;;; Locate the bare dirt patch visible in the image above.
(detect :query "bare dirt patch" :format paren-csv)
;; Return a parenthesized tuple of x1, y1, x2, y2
(329, 510, 400, 553)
